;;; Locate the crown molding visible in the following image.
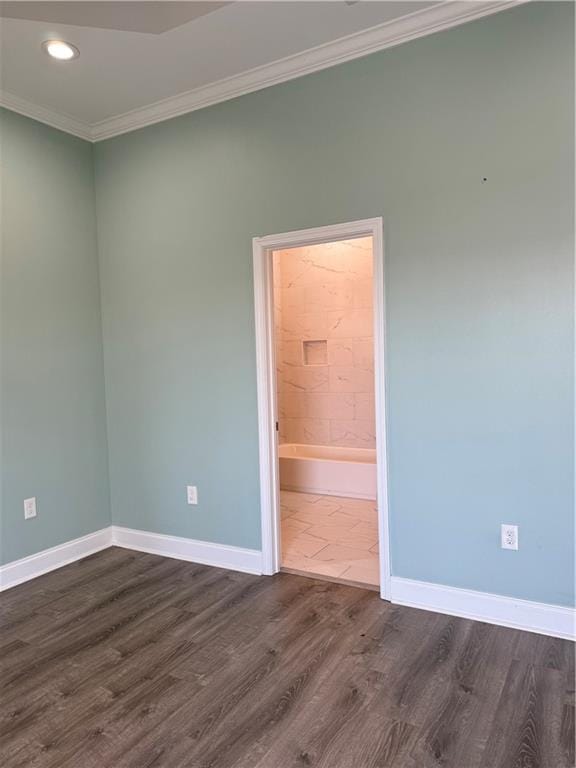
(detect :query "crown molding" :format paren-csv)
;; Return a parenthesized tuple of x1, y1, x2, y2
(0, 90, 92, 141)
(89, 0, 527, 141)
(1, 0, 528, 143)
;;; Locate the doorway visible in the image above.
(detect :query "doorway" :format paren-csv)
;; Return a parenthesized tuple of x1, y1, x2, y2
(253, 219, 390, 600)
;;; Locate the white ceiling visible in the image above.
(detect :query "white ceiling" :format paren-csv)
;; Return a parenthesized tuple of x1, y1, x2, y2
(0, 1, 524, 140)
(0, 2, 233, 34)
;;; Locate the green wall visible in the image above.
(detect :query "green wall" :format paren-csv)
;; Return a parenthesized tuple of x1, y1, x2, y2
(1, 109, 110, 563)
(94, 2, 574, 607)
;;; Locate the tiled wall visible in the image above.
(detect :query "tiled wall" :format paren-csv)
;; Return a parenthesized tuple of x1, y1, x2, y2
(273, 238, 375, 449)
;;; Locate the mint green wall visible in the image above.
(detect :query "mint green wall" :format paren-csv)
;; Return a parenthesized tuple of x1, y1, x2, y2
(94, 3, 574, 607)
(1, 109, 110, 563)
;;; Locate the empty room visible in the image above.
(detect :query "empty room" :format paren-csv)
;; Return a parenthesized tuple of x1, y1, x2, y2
(0, 2, 574, 767)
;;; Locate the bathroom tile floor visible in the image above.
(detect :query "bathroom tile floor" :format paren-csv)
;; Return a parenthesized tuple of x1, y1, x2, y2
(280, 490, 379, 588)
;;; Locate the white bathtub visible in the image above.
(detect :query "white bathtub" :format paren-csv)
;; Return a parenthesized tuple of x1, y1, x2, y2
(279, 443, 377, 500)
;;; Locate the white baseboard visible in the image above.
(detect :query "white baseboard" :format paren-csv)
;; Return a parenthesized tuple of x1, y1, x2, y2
(0, 527, 113, 591)
(2, 528, 572, 641)
(391, 576, 575, 641)
(0, 525, 262, 592)
(111, 526, 263, 575)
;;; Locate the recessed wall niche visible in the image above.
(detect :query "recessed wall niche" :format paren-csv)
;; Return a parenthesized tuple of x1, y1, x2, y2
(303, 339, 328, 366)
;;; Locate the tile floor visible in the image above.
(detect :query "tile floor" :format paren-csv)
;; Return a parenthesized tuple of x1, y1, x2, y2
(280, 490, 379, 588)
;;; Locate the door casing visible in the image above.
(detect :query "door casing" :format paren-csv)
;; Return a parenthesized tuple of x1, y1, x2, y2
(252, 217, 391, 600)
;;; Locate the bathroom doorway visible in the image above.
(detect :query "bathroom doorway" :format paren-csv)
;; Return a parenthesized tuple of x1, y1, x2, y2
(253, 219, 390, 599)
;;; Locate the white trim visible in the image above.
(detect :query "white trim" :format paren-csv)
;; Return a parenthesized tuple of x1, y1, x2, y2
(253, 242, 282, 576)
(111, 526, 263, 575)
(89, 0, 525, 141)
(0, 91, 92, 141)
(371, 217, 392, 601)
(1, 526, 572, 639)
(253, 218, 392, 600)
(0, 527, 113, 591)
(391, 577, 576, 641)
(1, 1, 526, 143)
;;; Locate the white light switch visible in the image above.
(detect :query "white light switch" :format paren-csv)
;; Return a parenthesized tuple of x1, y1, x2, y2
(24, 497, 37, 519)
(187, 486, 198, 505)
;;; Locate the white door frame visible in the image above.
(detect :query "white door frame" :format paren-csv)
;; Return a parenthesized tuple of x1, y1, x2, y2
(253, 217, 391, 600)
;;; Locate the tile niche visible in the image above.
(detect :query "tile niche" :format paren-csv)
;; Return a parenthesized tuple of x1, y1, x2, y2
(303, 340, 328, 366)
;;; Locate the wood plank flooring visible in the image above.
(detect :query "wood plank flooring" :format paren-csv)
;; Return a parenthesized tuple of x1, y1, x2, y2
(0, 547, 573, 768)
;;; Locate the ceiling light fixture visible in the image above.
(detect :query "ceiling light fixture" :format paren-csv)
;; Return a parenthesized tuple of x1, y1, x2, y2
(42, 40, 80, 61)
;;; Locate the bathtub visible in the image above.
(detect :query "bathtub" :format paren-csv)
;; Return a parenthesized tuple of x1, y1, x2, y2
(279, 443, 377, 500)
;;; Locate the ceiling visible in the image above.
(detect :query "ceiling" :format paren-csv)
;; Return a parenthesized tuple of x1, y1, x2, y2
(0, 2, 233, 33)
(0, 1, 524, 140)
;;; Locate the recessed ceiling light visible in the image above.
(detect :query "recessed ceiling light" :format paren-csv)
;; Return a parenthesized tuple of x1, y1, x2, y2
(42, 40, 80, 61)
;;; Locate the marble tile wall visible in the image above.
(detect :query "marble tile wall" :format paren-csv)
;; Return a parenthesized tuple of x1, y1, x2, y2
(273, 238, 375, 449)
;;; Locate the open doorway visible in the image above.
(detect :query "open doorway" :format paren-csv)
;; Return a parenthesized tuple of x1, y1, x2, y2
(253, 219, 390, 599)
(274, 237, 378, 588)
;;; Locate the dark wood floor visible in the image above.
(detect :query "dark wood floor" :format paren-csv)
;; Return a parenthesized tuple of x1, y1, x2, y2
(0, 548, 573, 768)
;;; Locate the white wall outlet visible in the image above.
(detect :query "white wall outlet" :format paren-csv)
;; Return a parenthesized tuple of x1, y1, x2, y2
(24, 497, 37, 520)
(501, 523, 518, 550)
(187, 485, 198, 505)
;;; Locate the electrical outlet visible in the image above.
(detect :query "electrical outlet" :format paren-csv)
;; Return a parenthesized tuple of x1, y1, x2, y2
(187, 486, 198, 505)
(24, 497, 37, 520)
(501, 524, 518, 550)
